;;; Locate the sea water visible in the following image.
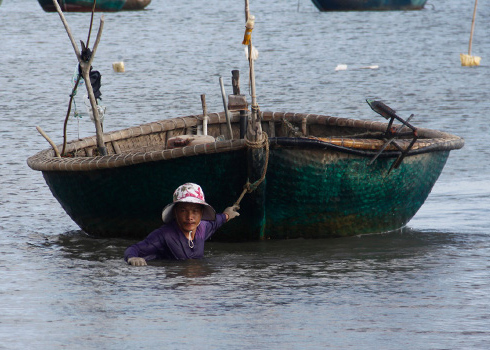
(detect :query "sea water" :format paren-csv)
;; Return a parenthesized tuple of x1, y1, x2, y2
(1, 0, 490, 348)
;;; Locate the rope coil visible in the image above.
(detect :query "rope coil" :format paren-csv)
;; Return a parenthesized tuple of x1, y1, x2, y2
(234, 133, 269, 208)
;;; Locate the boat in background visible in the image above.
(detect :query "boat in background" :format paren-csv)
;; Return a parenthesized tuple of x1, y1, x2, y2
(311, 0, 427, 11)
(38, 0, 126, 12)
(122, 0, 151, 10)
(28, 106, 464, 241)
(38, 0, 152, 12)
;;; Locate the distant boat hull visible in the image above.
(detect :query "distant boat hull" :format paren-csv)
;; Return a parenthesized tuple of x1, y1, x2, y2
(38, 0, 126, 12)
(122, 0, 151, 10)
(311, 0, 427, 11)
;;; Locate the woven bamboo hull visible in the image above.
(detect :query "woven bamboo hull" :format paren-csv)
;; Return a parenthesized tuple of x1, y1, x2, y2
(38, 0, 126, 12)
(311, 0, 427, 11)
(265, 148, 448, 238)
(28, 111, 463, 241)
(42, 150, 263, 240)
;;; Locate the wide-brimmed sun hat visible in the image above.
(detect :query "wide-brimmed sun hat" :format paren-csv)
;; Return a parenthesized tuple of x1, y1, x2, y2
(161, 183, 216, 223)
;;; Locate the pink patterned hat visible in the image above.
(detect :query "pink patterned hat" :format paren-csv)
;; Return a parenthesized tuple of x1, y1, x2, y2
(161, 183, 216, 223)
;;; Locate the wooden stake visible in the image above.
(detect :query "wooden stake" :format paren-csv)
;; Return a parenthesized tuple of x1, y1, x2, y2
(468, 0, 478, 55)
(232, 70, 247, 139)
(244, 0, 262, 142)
(200, 94, 208, 136)
(245, 0, 249, 21)
(52, 0, 107, 156)
(36, 126, 61, 158)
(219, 77, 234, 140)
(232, 70, 241, 95)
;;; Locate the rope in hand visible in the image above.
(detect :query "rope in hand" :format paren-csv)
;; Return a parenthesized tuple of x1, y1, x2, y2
(233, 132, 269, 208)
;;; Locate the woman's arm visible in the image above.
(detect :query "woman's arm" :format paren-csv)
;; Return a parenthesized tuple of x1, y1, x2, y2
(124, 226, 167, 266)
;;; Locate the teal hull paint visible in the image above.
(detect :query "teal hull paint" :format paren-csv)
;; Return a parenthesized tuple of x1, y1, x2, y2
(311, 0, 427, 11)
(43, 150, 265, 241)
(264, 148, 449, 238)
(37, 0, 126, 12)
(42, 145, 449, 241)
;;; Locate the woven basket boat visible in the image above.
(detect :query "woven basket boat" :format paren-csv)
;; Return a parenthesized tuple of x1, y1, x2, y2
(27, 110, 464, 241)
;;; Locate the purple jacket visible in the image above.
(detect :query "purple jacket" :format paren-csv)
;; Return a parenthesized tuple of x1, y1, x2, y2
(124, 213, 227, 261)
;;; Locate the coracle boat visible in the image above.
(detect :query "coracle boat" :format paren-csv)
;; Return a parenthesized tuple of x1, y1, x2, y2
(311, 0, 427, 11)
(38, 0, 126, 12)
(122, 0, 151, 10)
(27, 101, 464, 241)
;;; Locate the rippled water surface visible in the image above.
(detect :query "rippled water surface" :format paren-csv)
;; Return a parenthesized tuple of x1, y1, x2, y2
(1, 0, 490, 349)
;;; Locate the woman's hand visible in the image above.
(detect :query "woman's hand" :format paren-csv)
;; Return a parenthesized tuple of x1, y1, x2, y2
(127, 257, 147, 266)
(224, 205, 240, 221)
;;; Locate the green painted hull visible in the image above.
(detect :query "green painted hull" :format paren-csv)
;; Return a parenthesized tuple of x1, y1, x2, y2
(28, 111, 463, 241)
(41, 142, 449, 241)
(264, 148, 448, 239)
(38, 0, 126, 12)
(43, 150, 264, 241)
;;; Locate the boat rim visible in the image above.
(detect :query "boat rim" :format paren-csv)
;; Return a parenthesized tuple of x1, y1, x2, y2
(27, 111, 464, 172)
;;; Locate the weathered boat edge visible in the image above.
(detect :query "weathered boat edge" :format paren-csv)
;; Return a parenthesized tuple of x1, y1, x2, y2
(27, 111, 464, 172)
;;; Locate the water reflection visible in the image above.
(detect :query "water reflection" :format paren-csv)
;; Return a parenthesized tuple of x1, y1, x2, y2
(38, 230, 126, 262)
(39, 226, 465, 279)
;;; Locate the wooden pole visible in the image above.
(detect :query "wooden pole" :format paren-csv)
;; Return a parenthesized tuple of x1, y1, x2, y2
(61, 75, 81, 156)
(200, 94, 208, 136)
(232, 70, 247, 139)
(36, 126, 61, 158)
(244, 0, 262, 142)
(468, 0, 478, 55)
(245, 0, 249, 21)
(52, 0, 107, 156)
(232, 70, 240, 95)
(219, 77, 234, 140)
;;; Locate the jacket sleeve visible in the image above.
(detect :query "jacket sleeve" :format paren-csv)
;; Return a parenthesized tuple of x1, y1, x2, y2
(124, 226, 167, 262)
(203, 213, 228, 240)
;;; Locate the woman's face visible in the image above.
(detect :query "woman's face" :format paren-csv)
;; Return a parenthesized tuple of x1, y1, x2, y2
(174, 202, 203, 233)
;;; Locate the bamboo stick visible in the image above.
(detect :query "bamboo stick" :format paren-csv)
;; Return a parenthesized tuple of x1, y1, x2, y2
(51, 0, 107, 156)
(244, 0, 262, 142)
(245, 0, 249, 21)
(201, 94, 208, 136)
(468, 0, 478, 55)
(36, 126, 61, 158)
(219, 77, 234, 140)
(232, 70, 248, 139)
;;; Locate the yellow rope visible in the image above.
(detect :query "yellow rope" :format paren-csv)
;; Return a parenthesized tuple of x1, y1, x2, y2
(234, 133, 269, 208)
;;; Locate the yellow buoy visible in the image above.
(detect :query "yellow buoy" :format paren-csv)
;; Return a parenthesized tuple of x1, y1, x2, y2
(460, 53, 481, 67)
(112, 62, 125, 73)
(242, 15, 255, 46)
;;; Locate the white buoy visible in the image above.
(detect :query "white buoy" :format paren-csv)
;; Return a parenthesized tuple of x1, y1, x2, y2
(359, 65, 379, 70)
(112, 61, 125, 72)
(335, 64, 379, 71)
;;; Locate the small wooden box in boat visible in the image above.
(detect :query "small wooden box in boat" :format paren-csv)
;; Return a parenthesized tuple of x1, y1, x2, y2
(167, 135, 216, 149)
